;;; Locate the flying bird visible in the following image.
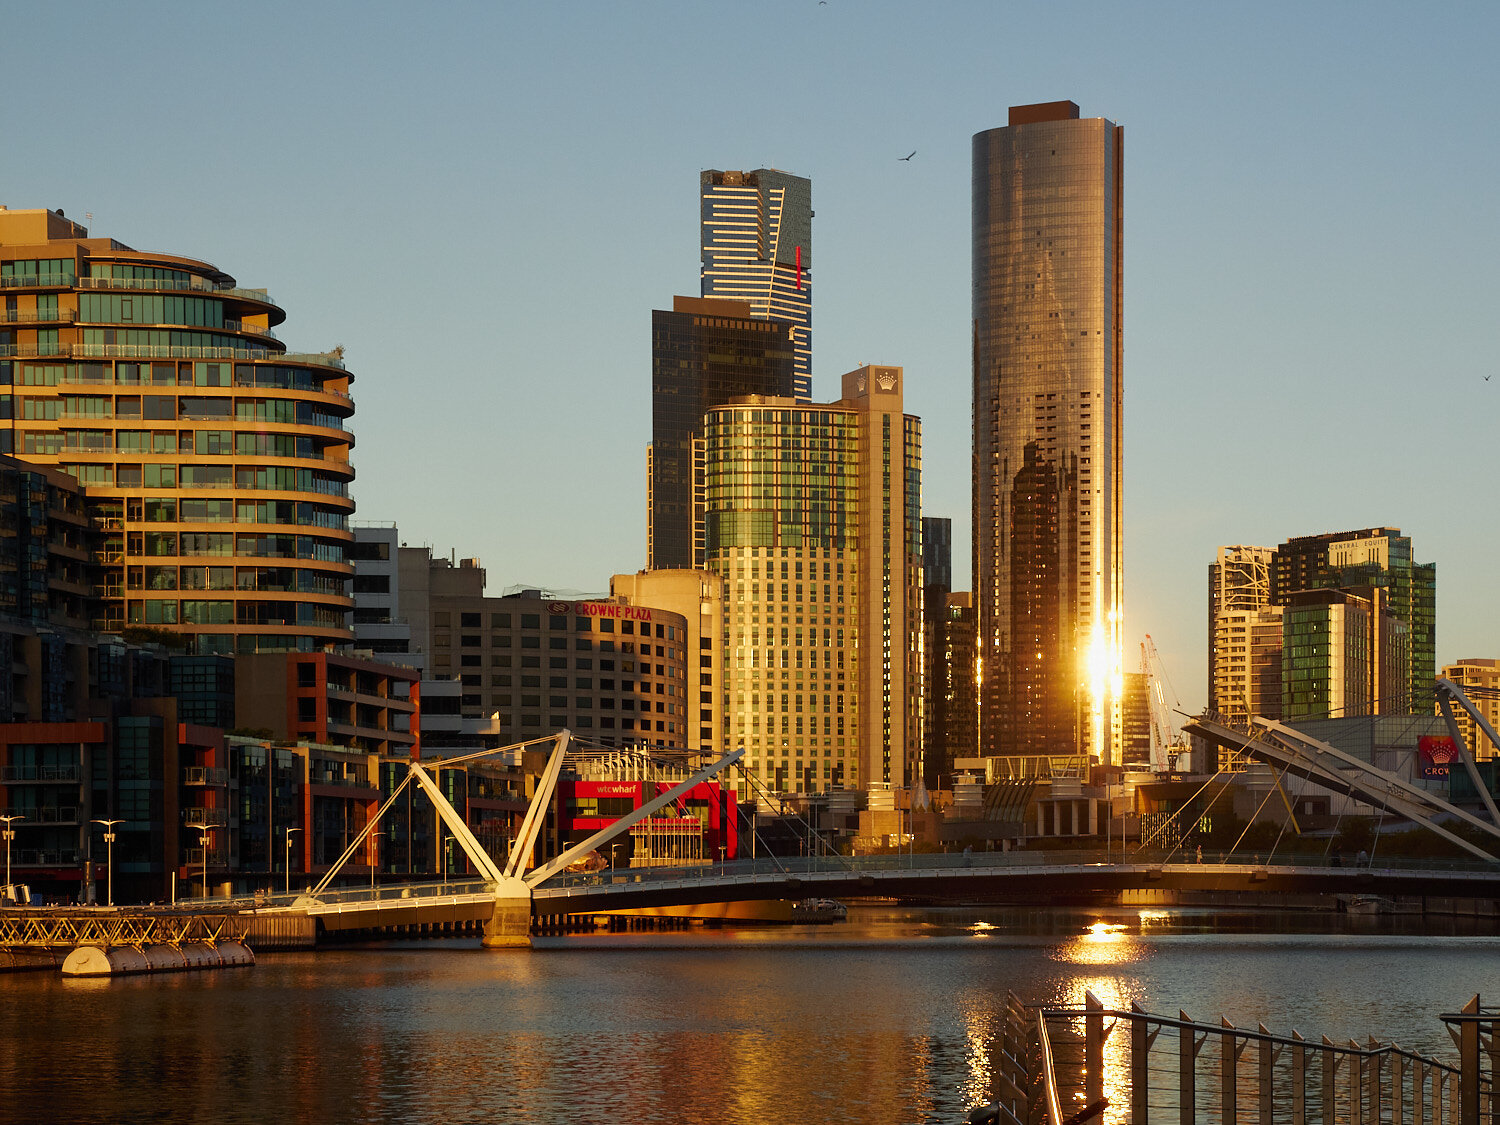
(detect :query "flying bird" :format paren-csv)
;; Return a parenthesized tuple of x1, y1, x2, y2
(899, 150, 916, 161)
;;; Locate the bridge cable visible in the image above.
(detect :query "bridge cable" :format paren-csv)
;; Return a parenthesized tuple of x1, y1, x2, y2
(1226, 763, 1292, 863)
(734, 763, 855, 872)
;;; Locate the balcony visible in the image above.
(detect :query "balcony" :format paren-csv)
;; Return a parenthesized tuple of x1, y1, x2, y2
(182, 806, 229, 828)
(0, 309, 77, 324)
(2, 765, 80, 783)
(183, 767, 229, 787)
(16, 849, 81, 867)
(5, 806, 80, 824)
(75, 276, 281, 308)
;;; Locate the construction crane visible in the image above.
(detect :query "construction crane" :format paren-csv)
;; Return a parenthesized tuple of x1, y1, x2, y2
(1140, 635, 1183, 773)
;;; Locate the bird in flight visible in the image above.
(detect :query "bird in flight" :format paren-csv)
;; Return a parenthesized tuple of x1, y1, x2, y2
(899, 150, 916, 161)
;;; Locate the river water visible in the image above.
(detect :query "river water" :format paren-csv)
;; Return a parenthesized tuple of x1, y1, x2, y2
(3, 905, 1498, 1125)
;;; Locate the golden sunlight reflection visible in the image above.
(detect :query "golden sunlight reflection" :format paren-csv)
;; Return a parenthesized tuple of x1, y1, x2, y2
(1051, 976, 1142, 1125)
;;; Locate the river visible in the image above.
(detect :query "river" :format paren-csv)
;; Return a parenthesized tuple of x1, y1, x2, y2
(2, 904, 1497, 1125)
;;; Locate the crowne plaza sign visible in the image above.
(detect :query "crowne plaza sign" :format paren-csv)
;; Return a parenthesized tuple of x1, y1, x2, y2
(551, 601, 653, 621)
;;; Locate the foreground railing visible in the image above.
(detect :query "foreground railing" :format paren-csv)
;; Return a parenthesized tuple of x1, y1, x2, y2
(975, 991, 1479, 1125)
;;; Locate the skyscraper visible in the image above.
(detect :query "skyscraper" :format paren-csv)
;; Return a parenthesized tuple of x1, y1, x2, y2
(703, 366, 922, 796)
(1271, 527, 1435, 714)
(0, 206, 354, 653)
(972, 101, 1124, 762)
(700, 169, 813, 401)
(648, 296, 795, 570)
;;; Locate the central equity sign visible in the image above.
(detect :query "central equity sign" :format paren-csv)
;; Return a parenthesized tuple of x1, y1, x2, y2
(552, 601, 653, 621)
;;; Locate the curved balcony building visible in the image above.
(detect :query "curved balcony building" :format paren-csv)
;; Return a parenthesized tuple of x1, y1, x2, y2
(0, 207, 353, 653)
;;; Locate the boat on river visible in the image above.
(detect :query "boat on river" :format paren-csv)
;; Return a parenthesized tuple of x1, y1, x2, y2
(791, 898, 847, 923)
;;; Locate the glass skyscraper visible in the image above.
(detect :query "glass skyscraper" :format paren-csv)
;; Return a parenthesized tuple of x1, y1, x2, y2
(648, 296, 795, 571)
(972, 101, 1124, 763)
(700, 169, 813, 401)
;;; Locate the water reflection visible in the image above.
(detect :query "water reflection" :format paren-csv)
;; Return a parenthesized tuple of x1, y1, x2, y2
(0, 909, 1496, 1124)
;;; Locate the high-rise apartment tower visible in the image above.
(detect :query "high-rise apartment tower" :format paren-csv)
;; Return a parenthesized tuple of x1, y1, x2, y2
(700, 169, 813, 401)
(0, 207, 354, 653)
(972, 101, 1124, 762)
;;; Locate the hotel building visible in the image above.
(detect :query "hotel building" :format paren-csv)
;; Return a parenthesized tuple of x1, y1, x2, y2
(0, 206, 354, 653)
(704, 365, 922, 796)
(972, 101, 1124, 763)
(396, 549, 691, 750)
(700, 169, 813, 401)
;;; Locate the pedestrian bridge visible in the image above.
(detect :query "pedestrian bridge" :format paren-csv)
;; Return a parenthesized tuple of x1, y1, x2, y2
(237, 849, 1500, 945)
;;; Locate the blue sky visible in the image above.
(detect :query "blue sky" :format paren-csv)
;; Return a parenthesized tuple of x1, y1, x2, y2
(3, 1, 1497, 713)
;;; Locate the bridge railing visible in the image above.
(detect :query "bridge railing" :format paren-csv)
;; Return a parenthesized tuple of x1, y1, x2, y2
(1025, 990, 1465, 1125)
(537, 848, 1500, 893)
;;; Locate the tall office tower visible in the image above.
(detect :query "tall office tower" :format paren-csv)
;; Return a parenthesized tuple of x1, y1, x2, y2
(1282, 587, 1409, 722)
(700, 169, 813, 401)
(920, 518, 978, 790)
(704, 365, 922, 798)
(0, 207, 354, 653)
(1208, 546, 1284, 722)
(1271, 528, 1435, 713)
(648, 296, 795, 570)
(972, 101, 1124, 762)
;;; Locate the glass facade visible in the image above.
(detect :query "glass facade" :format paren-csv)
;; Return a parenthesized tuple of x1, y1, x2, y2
(972, 102, 1124, 762)
(0, 209, 355, 652)
(1271, 527, 1435, 714)
(648, 299, 795, 570)
(700, 170, 813, 401)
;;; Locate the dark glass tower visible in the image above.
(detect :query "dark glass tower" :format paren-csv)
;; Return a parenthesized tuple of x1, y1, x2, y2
(648, 296, 795, 570)
(700, 169, 813, 401)
(973, 101, 1124, 762)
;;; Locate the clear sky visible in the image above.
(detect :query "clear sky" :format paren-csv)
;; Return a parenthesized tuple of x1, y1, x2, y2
(3, 1, 1497, 716)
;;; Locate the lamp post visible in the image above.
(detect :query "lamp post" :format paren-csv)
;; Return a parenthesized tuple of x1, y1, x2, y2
(0, 814, 22, 894)
(92, 819, 123, 906)
(369, 831, 384, 893)
(285, 827, 301, 896)
(197, 826, 214, 899)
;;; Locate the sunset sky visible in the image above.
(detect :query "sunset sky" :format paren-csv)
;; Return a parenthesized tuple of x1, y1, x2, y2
(4, 1, 1497, 714)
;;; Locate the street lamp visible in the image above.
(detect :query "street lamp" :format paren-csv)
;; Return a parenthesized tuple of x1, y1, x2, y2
(197, 826, 214, 899)
(284, 827, 301, 896)
(0, 814, 22, 895)
(92, 819, 123, 906)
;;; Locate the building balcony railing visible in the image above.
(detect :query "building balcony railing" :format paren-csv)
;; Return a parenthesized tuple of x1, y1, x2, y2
(182, 807, 229, 828)
(0, 309, 77, 324)
(1, 765, 81, 783)
(75, 276, 281, 308)
(16, 849, 81, 867)
(185, 847, 226, 867)
(221, 319, 280, 340)
(4, 806, 80, 824)
(0, 276, 71, 289)
(183, 767, 229, 787)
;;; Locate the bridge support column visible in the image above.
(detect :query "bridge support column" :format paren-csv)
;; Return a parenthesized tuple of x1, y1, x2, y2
(482, 878, 534, 949)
